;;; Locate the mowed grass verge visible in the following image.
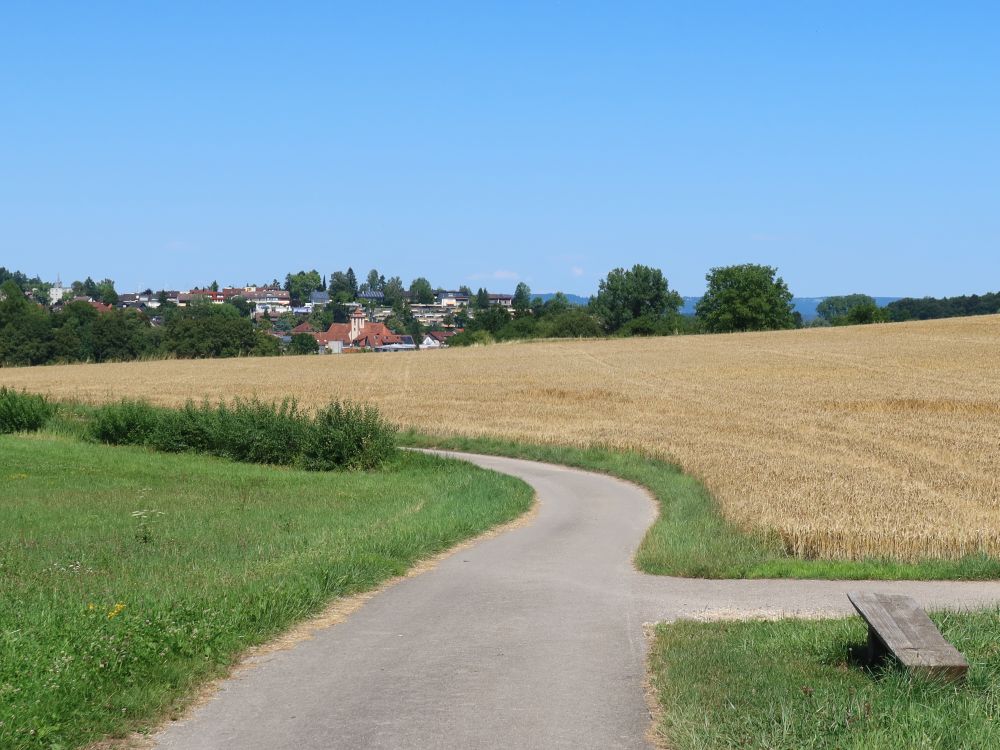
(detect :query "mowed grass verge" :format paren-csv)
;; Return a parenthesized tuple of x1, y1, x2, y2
(402, 432, 1000, 580)
(0, 434, 533, 750)
(649, 612, 1000, 749)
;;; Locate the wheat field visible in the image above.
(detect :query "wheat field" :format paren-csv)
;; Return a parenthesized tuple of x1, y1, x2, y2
(4, 315, 1000, 560)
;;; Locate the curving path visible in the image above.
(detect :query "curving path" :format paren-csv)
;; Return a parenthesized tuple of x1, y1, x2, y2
(154, 451, 1000, 750)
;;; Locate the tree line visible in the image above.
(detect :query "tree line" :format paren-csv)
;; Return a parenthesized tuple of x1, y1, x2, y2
(0, 280, 278, 366)
(453, 263, 801, 345)
(4, 260, 996, 367)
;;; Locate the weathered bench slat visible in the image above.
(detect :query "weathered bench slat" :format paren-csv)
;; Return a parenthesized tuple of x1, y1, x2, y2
(847, 591, 968, 682)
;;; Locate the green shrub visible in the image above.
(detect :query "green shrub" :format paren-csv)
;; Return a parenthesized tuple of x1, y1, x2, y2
(86, 397, 392, 470)
(88, 400, 163, 445)
(210, 398, 308, 465)
(302, 402, 397, 471)
(152, 401, 218, 454)
(0, 388, 55, 433)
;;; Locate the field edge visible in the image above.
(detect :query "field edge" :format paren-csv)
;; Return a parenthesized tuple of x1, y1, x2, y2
(399, 431, 1000, 581)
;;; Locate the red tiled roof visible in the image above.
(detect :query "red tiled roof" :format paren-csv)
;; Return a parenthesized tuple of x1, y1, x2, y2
(291, 322, 313, 334)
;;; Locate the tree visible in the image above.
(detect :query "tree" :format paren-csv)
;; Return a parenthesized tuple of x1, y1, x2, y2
(382, 276, 406, 307)
(284, 270, 323, 306)
(695, 264, 796, 333)
(271, 311, 298, 333)
(226, 296, 252, 317)
(458, 285, 472, 296)
(590, 265, 682, 333)
(364, 269, 384, 293)
(409, 277, 435, 305)
(252, 332, 281, 356)
(512, 282, 532, 317)
(209, 280, 219, 292)
(0, 280, 53, 365)
(816, 294, 877, 323)
(161, 303, 258, 358)
(51, 300, 99, 361)
(289, 333, 319, 355)
(91, 310, 151, 362)
(536, 292, 572, 318)
(475, 288, 490, 310)
(470, 306, 510, 335)
(841, 301, 888, 326)
(94, 279, 118, 305)
(308, 308, 334, 330)
(328, 271, 357, 300)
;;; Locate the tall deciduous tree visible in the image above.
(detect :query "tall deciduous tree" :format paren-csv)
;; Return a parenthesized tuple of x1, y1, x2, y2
(382, 276, 405, 307)
(284, 270, 323, 306)
(695, 264, 796, 333)
(512, 282, 532, 317)
(409, 277, 435, 304)
(590, 264, 682, 333)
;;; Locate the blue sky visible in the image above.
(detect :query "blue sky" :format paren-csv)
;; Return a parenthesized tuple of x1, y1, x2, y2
(2, 2, 998, 297)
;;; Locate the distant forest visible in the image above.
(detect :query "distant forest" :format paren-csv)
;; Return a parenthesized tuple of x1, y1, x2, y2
(883, 292, 1000, 322)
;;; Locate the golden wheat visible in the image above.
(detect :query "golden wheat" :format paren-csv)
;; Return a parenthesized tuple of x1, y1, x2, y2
(4, 315, 1000, 560)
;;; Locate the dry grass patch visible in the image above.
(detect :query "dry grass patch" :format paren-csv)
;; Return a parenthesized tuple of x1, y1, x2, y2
(4, 315, 1000, 561)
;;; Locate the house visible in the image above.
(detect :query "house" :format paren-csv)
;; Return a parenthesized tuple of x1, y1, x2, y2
(310, 308, 416, 353)
(178, 289, 225, 305)
(358, 289, 384, 303)
(309, 291, 330, 306)
(488, 293, 513, 308)
(242, 289, 291, 317)
(290, 321, 314, 334)
(64, 296, 114, 313)
(421, 330, 457, 348)
(436, 291, 470, 307)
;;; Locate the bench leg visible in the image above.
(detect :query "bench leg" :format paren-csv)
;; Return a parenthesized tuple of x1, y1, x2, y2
(864, 625, 889, 667)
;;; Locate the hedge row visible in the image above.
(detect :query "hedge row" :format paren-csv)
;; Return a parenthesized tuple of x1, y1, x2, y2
(89, 398, 396, 471)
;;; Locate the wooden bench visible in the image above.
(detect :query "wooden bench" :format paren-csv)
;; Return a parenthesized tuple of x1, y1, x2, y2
(847, 591, 968, 682)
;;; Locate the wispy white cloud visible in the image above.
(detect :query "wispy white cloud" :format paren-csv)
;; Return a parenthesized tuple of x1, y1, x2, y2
(571, 266, 585, 277)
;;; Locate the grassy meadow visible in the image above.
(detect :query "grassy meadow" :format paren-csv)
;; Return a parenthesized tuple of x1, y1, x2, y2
(649, 612, 1000, 749)
(3, 315, 999, 562)
(0, 433, 533, 749)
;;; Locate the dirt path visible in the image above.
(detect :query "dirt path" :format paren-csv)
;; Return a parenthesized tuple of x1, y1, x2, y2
(153, 451, 1000, 750)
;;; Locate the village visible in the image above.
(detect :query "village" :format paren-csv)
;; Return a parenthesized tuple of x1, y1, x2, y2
(40, 276, 516, 353)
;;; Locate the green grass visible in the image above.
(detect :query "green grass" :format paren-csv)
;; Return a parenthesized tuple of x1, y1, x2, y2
(400, 432, 1000, 580)
(0, 433, 533, 750)
(649, 613, 1000, 749)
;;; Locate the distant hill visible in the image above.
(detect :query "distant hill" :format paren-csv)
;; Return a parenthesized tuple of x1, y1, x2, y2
(681, 296, 901, 320)
(535, 293, 590, 306)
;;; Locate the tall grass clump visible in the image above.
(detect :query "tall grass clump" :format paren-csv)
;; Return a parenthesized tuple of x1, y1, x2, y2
(303, 401, 397, 471)
(0, 387, 55, 433)
(88, 397, 395, 470)
(88, 399, 162, 445)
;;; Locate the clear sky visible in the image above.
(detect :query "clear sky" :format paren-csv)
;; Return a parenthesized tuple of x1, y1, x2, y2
(2, 2, 998, 297)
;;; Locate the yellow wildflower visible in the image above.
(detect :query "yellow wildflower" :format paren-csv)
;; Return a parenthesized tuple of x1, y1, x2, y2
(107, 602, 126, 620)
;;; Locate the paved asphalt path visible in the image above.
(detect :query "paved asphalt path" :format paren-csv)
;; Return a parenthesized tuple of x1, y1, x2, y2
(154, 451, 1000, 750)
